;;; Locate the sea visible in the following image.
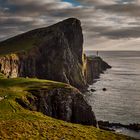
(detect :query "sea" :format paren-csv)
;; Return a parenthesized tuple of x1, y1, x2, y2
(85, 51, 140, 139)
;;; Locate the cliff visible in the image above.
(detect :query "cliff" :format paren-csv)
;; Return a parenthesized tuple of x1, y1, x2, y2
(0, 18, 86, 90)
(0, 18, 136, 139)
(0, 76, 135, 139)
(0, 18, 110, 90)
(0, 78, 133, 140)
(0, 76, 96, 126)
(0, 18, 110, 127)
(85, 56, 111, 84)
(16, 84, 97, 125)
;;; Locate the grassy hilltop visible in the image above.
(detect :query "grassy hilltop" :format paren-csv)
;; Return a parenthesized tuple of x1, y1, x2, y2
(0, 27, 49, 56)
(0, 73, 136, 140)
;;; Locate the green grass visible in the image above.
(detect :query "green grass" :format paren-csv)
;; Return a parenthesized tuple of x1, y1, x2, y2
(0, 36, 38, 56)
(0, 25, 57, 56)
(0, 76, 137, 139)
(0, 27, 47, 56)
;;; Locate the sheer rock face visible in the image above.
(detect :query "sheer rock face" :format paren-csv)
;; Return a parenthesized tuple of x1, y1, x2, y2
(27, 18, 85, 90)
(84, 56, 111, 84)
(0, 18, 111, 90)
(0, 18, 111, 127)
(0, 18, 87, 89)
(0, 55, 19, 78)
(16, 87, 97, 126)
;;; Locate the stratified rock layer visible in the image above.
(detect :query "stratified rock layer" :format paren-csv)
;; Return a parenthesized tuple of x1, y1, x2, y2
(85, 56, 111, 84)
(0, 18, 87, 89)
(16, 87, 97, 126)
(0, 18, 111, 90)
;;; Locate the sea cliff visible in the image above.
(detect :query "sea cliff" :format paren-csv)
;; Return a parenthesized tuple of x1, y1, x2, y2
(0, 18, 136, 140)
(0, 18, 111, 90)
(0, 18, 111, 127)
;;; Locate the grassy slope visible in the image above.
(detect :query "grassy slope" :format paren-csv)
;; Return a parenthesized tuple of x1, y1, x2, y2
(0, 25, 55, 56)
(0, 27, 47, 56)
(0, 35, 38, 56)
(0, 74, 136, 140)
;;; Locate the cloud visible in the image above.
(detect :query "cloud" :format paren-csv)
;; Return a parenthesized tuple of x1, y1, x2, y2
(84, 37, 140, 51)
(77, 0, 117, 5)
(100, 26, 140, 39)
(98, 3, 140, 17)
(0, 0, 140, 50)
(0, 0, 75, 35)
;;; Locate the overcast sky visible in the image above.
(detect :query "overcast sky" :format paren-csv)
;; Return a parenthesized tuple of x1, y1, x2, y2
(0, 0, 140, 50)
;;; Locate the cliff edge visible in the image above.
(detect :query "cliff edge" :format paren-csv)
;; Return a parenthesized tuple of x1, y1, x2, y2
(85, 56, 111, 84)
(0, 76, 133, 139)
(0, 18, 111, 90)
(0, 18, 86, 90)
(0, 18, 111, 127)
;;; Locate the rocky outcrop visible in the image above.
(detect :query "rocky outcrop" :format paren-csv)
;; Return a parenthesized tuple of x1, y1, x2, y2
(85, 56, 111, 84)
(0, 54, 19, 78)
(16, 87, 97, 126)
(0, 18, 110, 90)
(0, 18, 87, 89)
(98, 121, 140, 132)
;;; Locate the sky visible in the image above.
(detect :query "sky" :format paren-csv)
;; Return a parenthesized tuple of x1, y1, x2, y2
(0, 0, 140, 50)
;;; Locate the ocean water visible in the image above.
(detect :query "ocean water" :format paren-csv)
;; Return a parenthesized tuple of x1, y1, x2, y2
(85, 51, 140, 138)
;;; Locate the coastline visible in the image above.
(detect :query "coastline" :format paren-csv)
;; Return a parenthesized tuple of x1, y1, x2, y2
(98, 121, 140, 139)
(85, 51, 140, 139)
(0, 18, 138, 140)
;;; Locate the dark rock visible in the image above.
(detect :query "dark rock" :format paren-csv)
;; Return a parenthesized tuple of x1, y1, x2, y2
(16, 87, 97, 126)
(0, 18, 86, 90)
(98, 121, 140, 132)
(128, 123, 140, 131)
(102, 88, 107, 91)
(91, 89, 96, 92)
(84, 56, 111, 85)
(0, 18, 111, 91)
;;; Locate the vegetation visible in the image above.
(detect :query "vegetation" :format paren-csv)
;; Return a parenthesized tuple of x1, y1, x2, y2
(0, 27, 47, 56)
(0, 37, 38, 56)
(0, 75, 136, 139)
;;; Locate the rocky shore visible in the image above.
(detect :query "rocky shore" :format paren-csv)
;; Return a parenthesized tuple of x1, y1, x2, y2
(98, 121, 140, 132)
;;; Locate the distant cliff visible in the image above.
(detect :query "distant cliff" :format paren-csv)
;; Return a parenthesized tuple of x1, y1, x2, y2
(85, 56, 111, 84)
(0, 18, 110, 90)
